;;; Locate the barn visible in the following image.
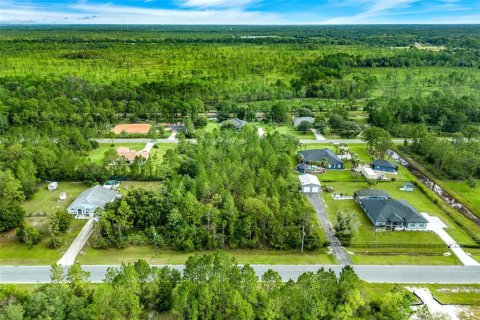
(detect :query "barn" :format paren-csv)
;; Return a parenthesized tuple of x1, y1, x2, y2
(299, 174, 321, 194)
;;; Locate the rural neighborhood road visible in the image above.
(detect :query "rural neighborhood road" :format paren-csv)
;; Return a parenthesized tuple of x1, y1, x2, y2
(306, 193, 352, 265)
(2, 265, 480, 284)
(57, 219, 94, 266)
(95, 138, 407, 145)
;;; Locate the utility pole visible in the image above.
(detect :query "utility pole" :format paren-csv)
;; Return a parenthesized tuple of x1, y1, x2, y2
(153, 226, 157, 258)
(301, 224, 305, 253)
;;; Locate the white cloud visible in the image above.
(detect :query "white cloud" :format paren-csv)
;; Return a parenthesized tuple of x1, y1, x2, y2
(0, 1, 284, 24)
(179, 0, 259, 8)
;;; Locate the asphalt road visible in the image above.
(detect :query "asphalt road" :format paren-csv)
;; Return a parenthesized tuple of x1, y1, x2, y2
(2, 265, 480, 284)
(95, 138, 406, 145)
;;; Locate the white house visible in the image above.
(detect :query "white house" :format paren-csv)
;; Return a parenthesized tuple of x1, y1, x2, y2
(362, 167, 378, 180)
(299, 174, 321, 194)
(66, 186, 118, 218)
(48, 181, 58, 191)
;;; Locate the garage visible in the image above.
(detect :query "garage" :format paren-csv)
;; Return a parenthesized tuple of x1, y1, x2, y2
(299, 174, 321, 194)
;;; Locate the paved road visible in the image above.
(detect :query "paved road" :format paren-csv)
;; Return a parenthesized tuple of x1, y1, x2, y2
(95, 138, 407, 145)
(2, 265, 480, 284)
(57, 219, 94, 266)
(306, 193, 352, 265)
(310, 129, 326, 141)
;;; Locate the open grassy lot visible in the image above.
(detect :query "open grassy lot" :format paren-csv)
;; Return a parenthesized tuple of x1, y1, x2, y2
(0, 219, 86, 265)
(196, 122, 220, 134)
(22, 182, 89, 216)
(272, 125, 315, 140)
(118, 181, 163, 196)
(78, 248, 336, 265)
(443, 180, 480, 213)
(420, 284, 480, 306)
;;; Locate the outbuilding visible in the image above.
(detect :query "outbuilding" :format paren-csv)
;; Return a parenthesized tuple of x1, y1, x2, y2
(48, 181, 58, 191)
(400, 182, 414, 192)
(299, 174, 321, 194)
(371, 159, 398, 174)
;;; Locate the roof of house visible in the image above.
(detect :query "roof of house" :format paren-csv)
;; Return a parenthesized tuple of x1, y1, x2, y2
(299, 148, 343, 166)
(354, 189, 391, 198)
(372, 159, 397, 169)
(360, 198, 427, 224)
(299, 174, 321, 186)
(67, 186, 117, 211)
(223, 118, 247, 129)
(293, 117, 315, 127)
(116, 147, 149, 162)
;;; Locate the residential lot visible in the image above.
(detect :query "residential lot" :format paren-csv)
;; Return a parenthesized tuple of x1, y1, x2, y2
(89, 143, 175, 165)
(78, 248, 336, 265)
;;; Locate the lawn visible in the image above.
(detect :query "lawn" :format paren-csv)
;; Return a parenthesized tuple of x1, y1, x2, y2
(0, 219, 86, 265)
(443, 180, 480, 214)
(78, 248, 336, 265)
(423, 284, 480, 306)
(118, 181, 163, 196)
(272, 125, 315, 140)
(196, 122, 220, 134)
(22, 182, 89, 216)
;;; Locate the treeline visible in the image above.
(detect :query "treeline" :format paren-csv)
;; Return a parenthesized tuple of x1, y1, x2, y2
(367, 91, 480, 134)
(0, 253, 416, 320)
(93, 128, 323, 251)
(1, 25, 479, 48)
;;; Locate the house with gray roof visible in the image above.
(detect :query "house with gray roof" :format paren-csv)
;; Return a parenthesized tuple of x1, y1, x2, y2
(371, 159, 398, 173)
(67, 186, 118, 218)
(293, 117, 315, 128)
(222, 118, 247, 130)
(354, 189, 427, 229)
(298, 148, 344, 170)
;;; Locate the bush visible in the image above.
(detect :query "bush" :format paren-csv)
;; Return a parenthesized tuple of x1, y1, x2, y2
(128, 232, 151, 246)
(49, 210, 73, 234)
(48, 236, 62, 249)
(17, 222, 42, 248)
(194, 116, 208, 128)
(91, 234, 110, 249)
(467, 177, 477, 189)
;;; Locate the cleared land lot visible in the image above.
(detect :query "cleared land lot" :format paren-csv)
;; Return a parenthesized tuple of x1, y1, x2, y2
(88, 143, 175, 165)
(77, 248, 336, 265)
(112, 123, 151, 134)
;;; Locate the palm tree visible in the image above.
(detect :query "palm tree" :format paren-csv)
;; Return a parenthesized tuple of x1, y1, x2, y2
(319, 157, 329, 169)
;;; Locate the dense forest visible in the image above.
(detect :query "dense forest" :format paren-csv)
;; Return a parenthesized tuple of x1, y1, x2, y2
(0, 253, 416, 320)
(93, 129, 323, 251)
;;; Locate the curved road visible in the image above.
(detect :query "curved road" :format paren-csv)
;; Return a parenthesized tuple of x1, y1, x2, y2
(2, 265, 480, 284)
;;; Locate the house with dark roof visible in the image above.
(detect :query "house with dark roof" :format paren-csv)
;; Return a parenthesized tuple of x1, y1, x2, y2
(293, 117, 315, 128)
(67, 186, 118, 218)
(371, 159, 398, 174)
(222, 118, 247, 130)
(298, 148, 344, 170)
(354, 189, 427, 229)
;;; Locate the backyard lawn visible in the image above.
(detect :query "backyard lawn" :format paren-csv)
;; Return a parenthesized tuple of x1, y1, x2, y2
(271, 125, 315, 140)
(78, 248, 336, 265)
(89, 143, 146, 164)
(118, 181, 163, 196)
(22, 182, 89, 216)
(0, 219, 86, 265)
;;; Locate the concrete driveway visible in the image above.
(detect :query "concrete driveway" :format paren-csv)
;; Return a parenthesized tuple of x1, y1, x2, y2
(422, 213, 479, 266)
(57, 219, 94, 266)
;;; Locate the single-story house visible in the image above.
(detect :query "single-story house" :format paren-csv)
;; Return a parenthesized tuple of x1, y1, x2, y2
(48, 181, 58, 191)
(400, 182, 414, 192)
(116, 147, 150, 164)
(222, 118, 247, 130)
(362, 167, 378, 180)
(371, 159, 398, 174)
(293, 117, 315, 128)
(298, 148, 344, 170)
(299, 174, 321, 194)
(67, 185, 118, 218)
(354, 189, 427, 229)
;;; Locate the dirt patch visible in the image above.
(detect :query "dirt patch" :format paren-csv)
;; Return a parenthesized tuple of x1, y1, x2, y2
(112, 124, 151, 134)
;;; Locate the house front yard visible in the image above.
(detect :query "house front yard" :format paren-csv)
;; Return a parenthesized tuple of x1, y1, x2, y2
(0, 219, 86, 265)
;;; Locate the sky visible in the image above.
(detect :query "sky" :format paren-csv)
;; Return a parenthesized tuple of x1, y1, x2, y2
(0, 0, 479, 25)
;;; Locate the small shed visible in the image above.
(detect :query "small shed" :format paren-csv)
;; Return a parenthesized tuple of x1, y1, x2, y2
(400, 182, 414, 192)
(299, 174, 321, 194)
(58, 192, 67, 201)
(362, 167, 378, 180)
(48, 182, 58, 191)
(103, 180, 120, 190)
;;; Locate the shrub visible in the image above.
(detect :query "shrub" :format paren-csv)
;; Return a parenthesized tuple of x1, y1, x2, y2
(91, 234, 110, 249)
(128, 232, 151, 246)
(17, 222, 42, 248)
(48, 236, 62, 249)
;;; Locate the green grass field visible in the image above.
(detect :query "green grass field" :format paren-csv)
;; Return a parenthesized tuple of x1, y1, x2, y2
(88, 143, 147, 164)
(443, 180, 480, 213)
(78, 248, 336, 265)
(22, 182, 89, 216)
(272, 125, 315, 140)
(117, 181, 163, 196)
(0, 219, 86, 265)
